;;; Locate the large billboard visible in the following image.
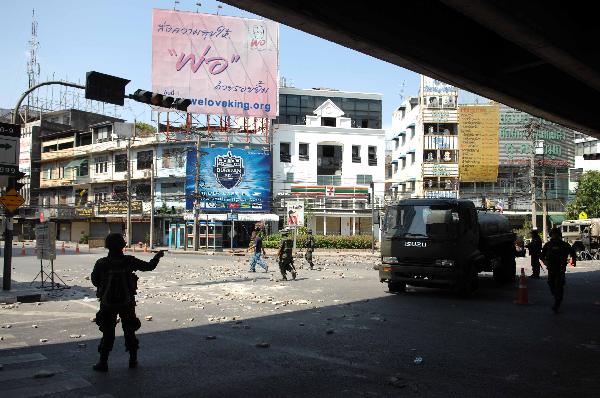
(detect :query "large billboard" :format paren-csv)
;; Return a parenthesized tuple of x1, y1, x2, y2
(152, 9, 279, 118)
(186, 147, 271, 212)
(458, 105, 500, 182)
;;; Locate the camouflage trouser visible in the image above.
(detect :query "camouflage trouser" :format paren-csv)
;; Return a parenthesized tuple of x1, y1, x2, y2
(305, 250, 314, 268)
(547, 268, 566, 308)
(279, 257, 296, 279)
(95, 304, 141, 353)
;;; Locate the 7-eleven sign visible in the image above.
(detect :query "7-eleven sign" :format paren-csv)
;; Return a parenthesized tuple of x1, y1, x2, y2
(325, 186, 335, 196)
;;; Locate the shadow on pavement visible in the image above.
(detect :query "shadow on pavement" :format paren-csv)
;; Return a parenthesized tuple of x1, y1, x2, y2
(2, 269, 600, 397)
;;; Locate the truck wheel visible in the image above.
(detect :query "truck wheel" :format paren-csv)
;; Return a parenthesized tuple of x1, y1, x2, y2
(495, 253, 516, 284)
(457, 265, 478, 298)
(388, 281, 406, 293)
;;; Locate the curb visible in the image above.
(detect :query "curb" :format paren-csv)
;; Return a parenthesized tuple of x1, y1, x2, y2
(0, 292, 46, 304)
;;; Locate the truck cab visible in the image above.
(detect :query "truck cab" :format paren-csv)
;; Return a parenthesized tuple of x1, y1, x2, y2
(379, 198, 515, 295)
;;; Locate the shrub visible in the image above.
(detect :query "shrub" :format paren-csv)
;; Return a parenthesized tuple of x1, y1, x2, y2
(79, 234, 89, 244)
(262, 234, 372, 249)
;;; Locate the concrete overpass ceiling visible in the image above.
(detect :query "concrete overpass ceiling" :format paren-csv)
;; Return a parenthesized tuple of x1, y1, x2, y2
(223, 0, 600, 137)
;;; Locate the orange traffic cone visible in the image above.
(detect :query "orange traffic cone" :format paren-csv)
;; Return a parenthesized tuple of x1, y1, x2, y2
(144, 243, 148, 253)
(515, 268, 529, 305)
(75, 243, 80, 254)
(21, 243, 26, 256)
(61, 242, 66, 254)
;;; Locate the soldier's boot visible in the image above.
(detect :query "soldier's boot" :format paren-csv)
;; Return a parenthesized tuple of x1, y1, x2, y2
(93, 351, 109, 372)
(129, 350, 138, 369)
(280, 271, 287, 280)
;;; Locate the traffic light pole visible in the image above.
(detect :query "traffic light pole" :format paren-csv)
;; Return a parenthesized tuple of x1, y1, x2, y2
(3, 207, 14, 291)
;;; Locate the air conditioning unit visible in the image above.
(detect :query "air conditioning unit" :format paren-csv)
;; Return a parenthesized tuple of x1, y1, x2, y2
(142, 170, 151, 178)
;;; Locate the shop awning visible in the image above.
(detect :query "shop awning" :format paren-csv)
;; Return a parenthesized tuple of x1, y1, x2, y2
(407, 123, 415, 128)
(396, 131, 406, 137)
(391, 159, 398, 164)
(398, 154, 406, 159)
(548, 214, 566, 225)
(407, 149, 416, 153)
(65, 158, 87, 168)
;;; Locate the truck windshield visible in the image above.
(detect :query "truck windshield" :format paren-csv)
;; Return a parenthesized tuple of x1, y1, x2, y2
(385, 205, 454, 237)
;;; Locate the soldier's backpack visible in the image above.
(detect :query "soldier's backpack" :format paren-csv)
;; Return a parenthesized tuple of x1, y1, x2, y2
(101, 267, 135, 307)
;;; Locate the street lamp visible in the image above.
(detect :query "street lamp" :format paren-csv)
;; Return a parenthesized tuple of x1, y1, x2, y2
(535, 140, 548, 241)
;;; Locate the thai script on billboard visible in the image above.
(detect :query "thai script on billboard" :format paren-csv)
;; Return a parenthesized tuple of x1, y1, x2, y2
(422, 76, 458, 95)
(459, 105, 500, 182)
(186, 147, 271, 212)
(499, 106, 574, 168)
(152, 9, 279, 118)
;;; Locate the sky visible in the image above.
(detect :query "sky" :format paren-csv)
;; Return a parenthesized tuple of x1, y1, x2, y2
(1, 0, 436, 129)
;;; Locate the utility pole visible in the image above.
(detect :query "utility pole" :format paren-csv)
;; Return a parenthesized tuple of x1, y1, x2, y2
(193, 130, 201, 251)
(370, 181, 375, 254)
(149, 153, 155, 249)
(126, 134, 133, 248)
(527, 120, 537, 231)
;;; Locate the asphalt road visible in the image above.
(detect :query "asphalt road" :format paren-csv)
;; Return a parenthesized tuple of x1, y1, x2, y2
(1, 250, 600, 397)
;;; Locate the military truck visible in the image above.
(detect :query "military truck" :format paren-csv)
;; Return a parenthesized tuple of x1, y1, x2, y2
(379, 198, 516, 295)
(561, 218, 600, 258)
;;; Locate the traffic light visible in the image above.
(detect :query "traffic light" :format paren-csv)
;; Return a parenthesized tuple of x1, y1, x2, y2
(85, 71, 130, 106)
(129, 90, 191, 111)
(8, 171, 26, 191)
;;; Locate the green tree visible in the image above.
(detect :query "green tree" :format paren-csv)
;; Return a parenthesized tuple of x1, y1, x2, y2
(135, 122, 157, 137)
(566, 170, 600, 219)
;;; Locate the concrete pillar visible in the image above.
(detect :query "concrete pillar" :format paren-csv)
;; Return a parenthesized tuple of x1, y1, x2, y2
(323, 216, 327, 236)
(352, 217, 356, 235)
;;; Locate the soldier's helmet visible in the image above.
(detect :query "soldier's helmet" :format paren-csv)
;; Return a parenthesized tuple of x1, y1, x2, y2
(105, 233, 126, 250)
(550, 227, 562, 239)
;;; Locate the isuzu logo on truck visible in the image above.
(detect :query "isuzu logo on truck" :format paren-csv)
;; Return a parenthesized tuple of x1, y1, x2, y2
(405, 241, 427, 247)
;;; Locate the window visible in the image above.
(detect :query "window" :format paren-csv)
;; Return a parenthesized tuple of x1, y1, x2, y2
(114, 154, 128, 173)
(43, 165, 53, 180)
(299, 143, 309, 161)
(368, 146, 377, 166)
(286, 172, 294, 183)
(356, 175, 372, 185)
(361, 119, 369, 128)
(544, 178, 556, 190)
(411, 153, 416, 164)
(58, 165, 65, 179)
(95, 156, 108, 174)
(280, 142, 291, 162)
(161, 182, 184, 196)
(352, 145, 361, 163)
(163, 148, 185, 168)
(63, 115, 71, 125)
(135, 184, 151, 200)
(395, 139, 399, 150)
(95, 125, 111, 142)
(94, 189, 108, 203)
(317, 175, 342, 186)
(321, 117, 336, 127)
(137, 150, 153, 170)
(75, 188, 88, 206)
(113, 185, 127, 201)
(401, 158, 406, 169)
(79, 160, 89, 177)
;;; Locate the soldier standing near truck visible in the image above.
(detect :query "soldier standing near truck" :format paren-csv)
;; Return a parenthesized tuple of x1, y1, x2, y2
(541, 227, 576, 313)
(526, 229, 543, 278)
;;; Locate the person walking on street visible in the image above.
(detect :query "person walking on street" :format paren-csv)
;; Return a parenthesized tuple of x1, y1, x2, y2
(248, 232, 268, 273)
(526, 229, 543, 278)
(541, 227, 576, 313)
(304, 229, 316, 270)
(91, 233, 164, 372)
(277, 229, 296, 280)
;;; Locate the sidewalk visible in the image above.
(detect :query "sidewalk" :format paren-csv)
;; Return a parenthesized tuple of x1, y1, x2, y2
(0, 279, 48, 304)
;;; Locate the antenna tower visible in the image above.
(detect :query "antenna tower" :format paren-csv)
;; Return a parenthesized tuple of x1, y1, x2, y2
(27, 9, 41, 109)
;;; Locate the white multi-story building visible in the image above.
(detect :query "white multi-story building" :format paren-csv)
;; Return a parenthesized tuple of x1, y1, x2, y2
(272, 87, 385, 236)
(570, 134, 600, 192)
(387, 76, 460, 200)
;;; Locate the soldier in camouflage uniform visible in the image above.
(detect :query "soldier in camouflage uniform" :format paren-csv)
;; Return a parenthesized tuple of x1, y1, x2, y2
(304, 229, 316, 270)
(277, 230, 296, 280)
